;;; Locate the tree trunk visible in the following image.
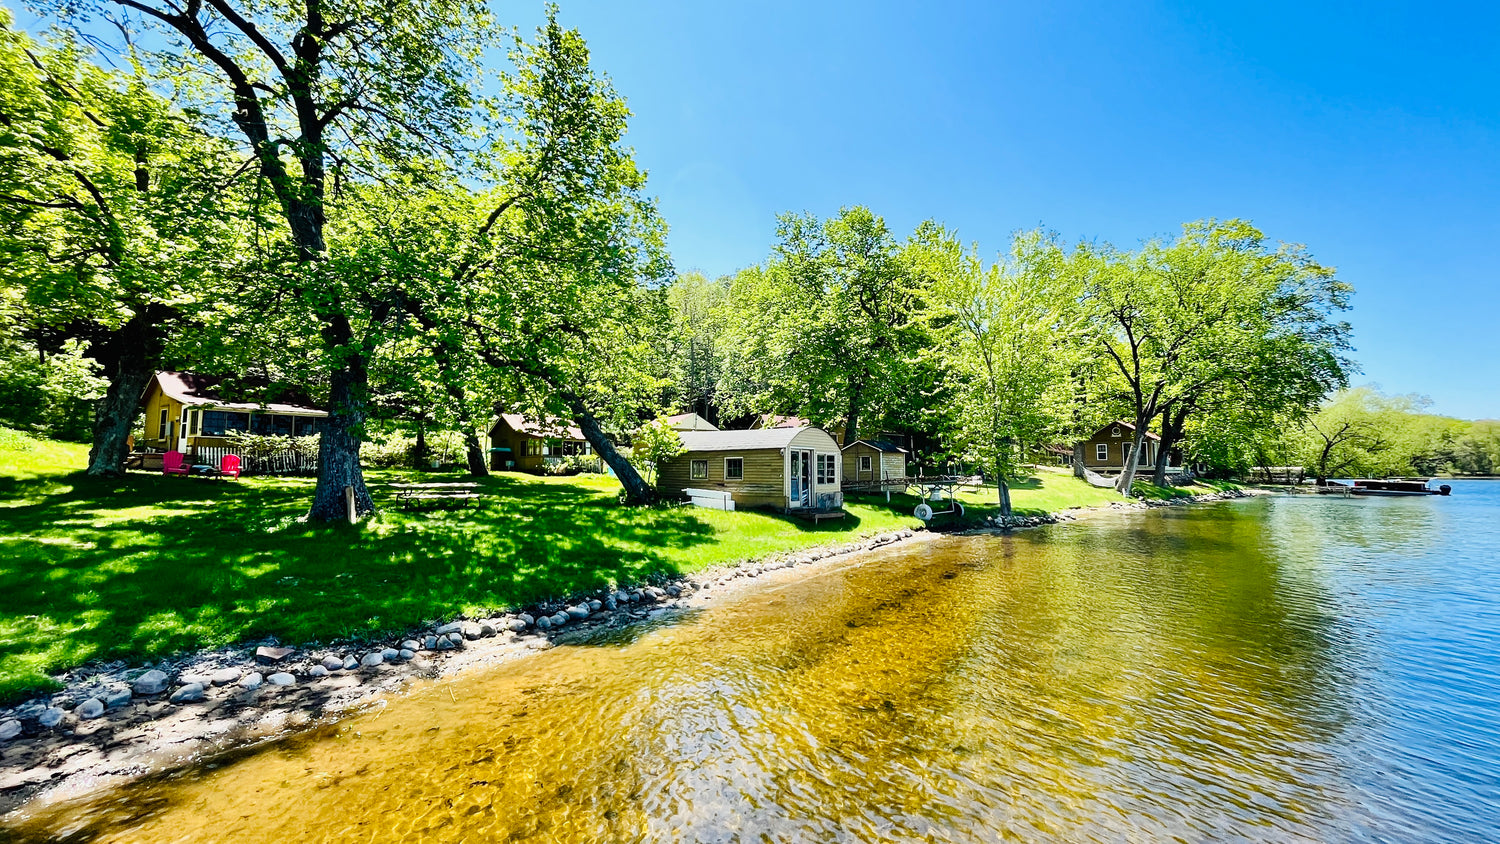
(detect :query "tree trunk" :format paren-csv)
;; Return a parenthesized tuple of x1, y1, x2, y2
(996, 465, 1012, 519)
(464, 430, 488, 476)
(1072, 442, 1087, 479)
(562, 394, 654, 505)
(87, 360, 154, 478)
(307, 355, 375, 521)
(1114, 424, 1148, 494)
(1152, 407, 1187, 487)
(85, 307, 166, 478)
(843, 374, 865, 446)
(412, 419, 428, 470)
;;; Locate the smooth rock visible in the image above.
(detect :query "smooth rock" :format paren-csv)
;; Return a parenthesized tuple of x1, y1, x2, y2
(267, 672, 295, 686)
(133, 669, 170, 696)
(399, 649, 416, 660)
(309, 665, 329, 678)
(0, 719, 20, 741)
(103, 686, 132, 709)
(169, 683, 205, 704)
(478, 622, 497, 638)
(535, 615, 552, 631)
(565, 605, 589, 621)
(425, 636, 440, 649)
(614, 590, 631, 604)
(435, 622, 464, 636)
(462, 623, 482, 641)
(342, 656, 360, 671)
(604, 595, 619, 611)
(517, 613, 535, 626)
(360, 652, 384, 668)
(435, 637, 455, 650)
(506, 618, 529, 632)
(210, 668, 241, 686)
(401, 640, 421, 651)
(254, 646, 295, 665)
(239, 672, 264, 690)
(446, 632, 464, 646)
(322, 655, 345, 671)
(665, 585, 681, 598)
(381, 647, 400, 661)
(180, 672, 212, 687)
(550, 612, 569, 628)
(587, 599, 603, 612)
(38, 707, 66, 728)
(75, 698, 105, 720)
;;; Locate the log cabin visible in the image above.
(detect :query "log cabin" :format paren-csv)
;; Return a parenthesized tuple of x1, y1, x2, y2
(657, 426, 844, 512)
(140, 371, 327, 453)
(487, 413, 596, 473)
(1077, 420, 1180, 474)
(840, 439, 908, 486)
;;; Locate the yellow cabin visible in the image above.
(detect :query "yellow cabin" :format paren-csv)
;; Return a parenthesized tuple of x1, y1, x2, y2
(140, 371, 328, 453)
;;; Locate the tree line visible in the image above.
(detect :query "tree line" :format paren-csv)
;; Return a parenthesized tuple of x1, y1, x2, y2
(4, 2, 1477, 524)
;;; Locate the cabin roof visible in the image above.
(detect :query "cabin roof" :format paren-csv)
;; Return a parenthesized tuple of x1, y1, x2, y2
(749, 413, 809, 430)
(840, 438, 907, 454)
(665, 412, 718, 431)
(150, 371, 327, 416)
(497, 413, 586, 441)
(678, 427, 820, 452)
(1091, 420, 1160, 442)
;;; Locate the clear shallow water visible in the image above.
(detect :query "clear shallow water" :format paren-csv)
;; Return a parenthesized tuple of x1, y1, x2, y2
(7, 482, 1500, 842)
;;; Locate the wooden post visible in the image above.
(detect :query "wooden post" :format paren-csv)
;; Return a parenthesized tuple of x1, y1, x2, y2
(345, 485, 356, 524)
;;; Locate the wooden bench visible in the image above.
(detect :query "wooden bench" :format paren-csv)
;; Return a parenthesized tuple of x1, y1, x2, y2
(390, 482, 484, 509)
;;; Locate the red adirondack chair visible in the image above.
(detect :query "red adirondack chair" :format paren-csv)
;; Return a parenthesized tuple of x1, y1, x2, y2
(220, 454, 242, 480)
(162, 450, 190, 477)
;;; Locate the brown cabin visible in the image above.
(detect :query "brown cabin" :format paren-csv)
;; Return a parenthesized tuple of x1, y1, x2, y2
(140, 371, 327, 453)
(658, 427, 844, 512)
(487, 414, 596, 473)
(840, 439, 908, 486)
(1077, 420, 1179, 474)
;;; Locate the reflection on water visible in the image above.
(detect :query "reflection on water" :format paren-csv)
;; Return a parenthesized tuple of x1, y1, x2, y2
(9, 482, 1500, 842)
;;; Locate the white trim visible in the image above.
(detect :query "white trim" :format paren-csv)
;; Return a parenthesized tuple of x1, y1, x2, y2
(690, 458, 708, 480)
(1096, 443, 1109, 461)
(724, 456, 743, 480)
(1111, 426, 1121, 437)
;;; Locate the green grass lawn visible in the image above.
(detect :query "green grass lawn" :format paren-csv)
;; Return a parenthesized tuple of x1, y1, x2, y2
(0, 430, 1141, 704)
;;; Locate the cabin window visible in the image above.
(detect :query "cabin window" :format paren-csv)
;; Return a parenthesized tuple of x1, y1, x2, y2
(1111, 426, 1121, 437)
(200, 410, 250, 436)
(251, 414, 297, 436)
(859, 455, 872, 473)
(1139, 443, 1151, 466)
(691, 459, 708, 480)
(158, 408, 168, 439)
(724, 457, 743, 480)
(1096, 443, 1108, 461)
(816, 453, 837, 484)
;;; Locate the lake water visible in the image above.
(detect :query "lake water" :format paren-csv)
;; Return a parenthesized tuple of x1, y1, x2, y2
(6, 482, 1499, 842)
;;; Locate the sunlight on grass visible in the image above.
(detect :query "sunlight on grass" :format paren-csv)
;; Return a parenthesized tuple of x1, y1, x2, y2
(0, 430, 1138, 703)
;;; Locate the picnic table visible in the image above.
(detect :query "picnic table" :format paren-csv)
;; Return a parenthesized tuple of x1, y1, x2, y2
(389, 482, 485, 509)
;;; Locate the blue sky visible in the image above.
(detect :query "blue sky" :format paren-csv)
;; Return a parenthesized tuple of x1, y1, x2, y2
(19, 1, 1497, 418)
(514, 0, 1498, 419)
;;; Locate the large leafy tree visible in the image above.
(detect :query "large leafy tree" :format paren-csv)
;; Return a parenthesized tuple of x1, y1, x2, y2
(47, 0, 500, 517)
(0, 13, 250, 474)
(921, 227, 1082, 517)
(718, 206, 928, 445)
(1081, 219, 1350, 492)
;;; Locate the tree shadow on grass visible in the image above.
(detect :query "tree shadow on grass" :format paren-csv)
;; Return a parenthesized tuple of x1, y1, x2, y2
(0, 471, 721, 704)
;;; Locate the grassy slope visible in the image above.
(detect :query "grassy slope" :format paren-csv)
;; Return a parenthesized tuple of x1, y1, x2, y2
(0, 430, 1165, 703)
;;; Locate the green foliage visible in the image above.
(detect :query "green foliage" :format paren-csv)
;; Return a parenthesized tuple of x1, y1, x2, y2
(918, 227, 1084, 512)
(715, 207, 932, 443)
(633, 417, 685, 485)
(0, 338, 105, 440)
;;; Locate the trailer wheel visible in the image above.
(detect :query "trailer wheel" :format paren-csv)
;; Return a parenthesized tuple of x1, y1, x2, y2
(954, 501, 964, 516)
(914, 503, 934, 521)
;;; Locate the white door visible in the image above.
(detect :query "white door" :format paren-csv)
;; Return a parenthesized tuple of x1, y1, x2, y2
(789, 450, 813, 508)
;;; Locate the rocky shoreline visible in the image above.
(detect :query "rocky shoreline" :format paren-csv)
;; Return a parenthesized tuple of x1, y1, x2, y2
(0, 486, 1257, 817)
